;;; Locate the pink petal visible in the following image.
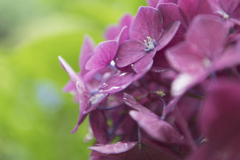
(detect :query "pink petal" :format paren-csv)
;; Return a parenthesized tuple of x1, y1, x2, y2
(157, 3, 188, 32)
(133, 50, 156, 73)
(218, 0, 240, 14)
(115, 39, 146, 68)
(147, 0, 159, 8)
(89, 142, 137, 154)
(200, 81, 240, 142)
(84, 93, 108, 114)
(151, 50, 171, 72)
(58, 56, 80, 85)
(85, 40, 118, 70)
(166, 42, 206, 73)
(130, 6, 163, 42)
(99, 72, 134, 93)
(104, 13, 133, 41)
(123, 93, 153, 114)
(79, 34, 95, 69)
(170, 72, 209, 97)
(89, 109, 109, 144)
(213, 42, 240, 71)
(129, 110, 184, 144)
(158, 0, 178, 4)
(133, 60, 153, 81)
(186, 15, 227, 59)
(71, 81, 91, 133)
(178, 0, 213, 22)
(155, 21, 181, 51)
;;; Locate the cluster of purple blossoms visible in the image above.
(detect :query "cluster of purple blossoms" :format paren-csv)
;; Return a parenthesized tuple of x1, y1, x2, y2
(58, 0, 240, 159)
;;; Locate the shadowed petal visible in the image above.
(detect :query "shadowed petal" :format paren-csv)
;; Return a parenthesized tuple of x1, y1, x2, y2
(133, 60, 153, 81)
(84, 93, 108, 114)
(133, 50, 156, 73)
(151, 50, 171, 72)
(89, 142, 137, 154)
(178, 0, 213, 22)
(123, 93, 153, 114)
(155, 21, 181, 51)
(158, 0, 178, 4)
(115, 39, 146, 67)
(129, 110, 184, 144)
(89, 109, 109, 144)
(99, 72, 134, 93)
(157, 3, 187, 32)
(130, 6, 163, 42)
(71, 81, 91, 133)
(200, 81, 240, 142)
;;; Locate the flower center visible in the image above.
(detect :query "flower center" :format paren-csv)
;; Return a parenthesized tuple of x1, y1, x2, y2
(144, 36, 156, 52)
(222, 12, 229, 19)
(217, 11, 229, 20)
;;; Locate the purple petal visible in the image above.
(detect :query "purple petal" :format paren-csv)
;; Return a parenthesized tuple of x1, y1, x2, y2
(151, 50, 171, 72)
(158, 0, 178, 4)
(155, 21, 181, 51)
(166, 42, 206, 73)
(84, 93, 108, 114)
(89, 109, 109, 144)
(129, 110, 184, 144)
(71, 81, 91, 133)
(130, 6, 163, 42)
(58, 56, 80, 85)
(213, 42, 240, 71)
(114, 26, 128, 43)
(62, 80, 75, 92)
(133, 49, 156, 73)
(178, 0, 213, 22)
(123, 93, 153, 114)
(79, 34, 95, 69)
(200, 81, 240, 142)
(157, 3, 187, 32)
(133, 60, 153, 81)
(89, 142, 137, 154)
(147, 0, 159, 8)
(99, 72, 134, 93)
(170, 72, 209, 97)
(104, 13, 133, 41)
(186, 15, 227, 58)
(85, 40, 118, 70)
(115, 39, 146, 68)
(218, 0, 240, 14)
(84, 69, 100, 82)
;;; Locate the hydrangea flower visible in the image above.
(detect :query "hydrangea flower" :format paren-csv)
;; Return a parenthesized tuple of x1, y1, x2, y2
(115, 6, 180, 73)
(58, 0, 240, 159)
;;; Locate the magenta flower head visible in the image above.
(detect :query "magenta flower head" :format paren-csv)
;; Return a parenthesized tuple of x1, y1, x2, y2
(58, 0, 240, 159)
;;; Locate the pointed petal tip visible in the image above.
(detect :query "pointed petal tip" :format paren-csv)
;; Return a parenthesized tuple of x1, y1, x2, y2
(129, 110, 138, 120)
(71, 125, 79, 134)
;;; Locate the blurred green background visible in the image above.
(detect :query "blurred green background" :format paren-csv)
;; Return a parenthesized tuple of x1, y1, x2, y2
(0, 0, 146, 159)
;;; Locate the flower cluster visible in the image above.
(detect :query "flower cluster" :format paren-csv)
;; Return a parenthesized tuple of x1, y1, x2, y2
(58, 0, 240, 159)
